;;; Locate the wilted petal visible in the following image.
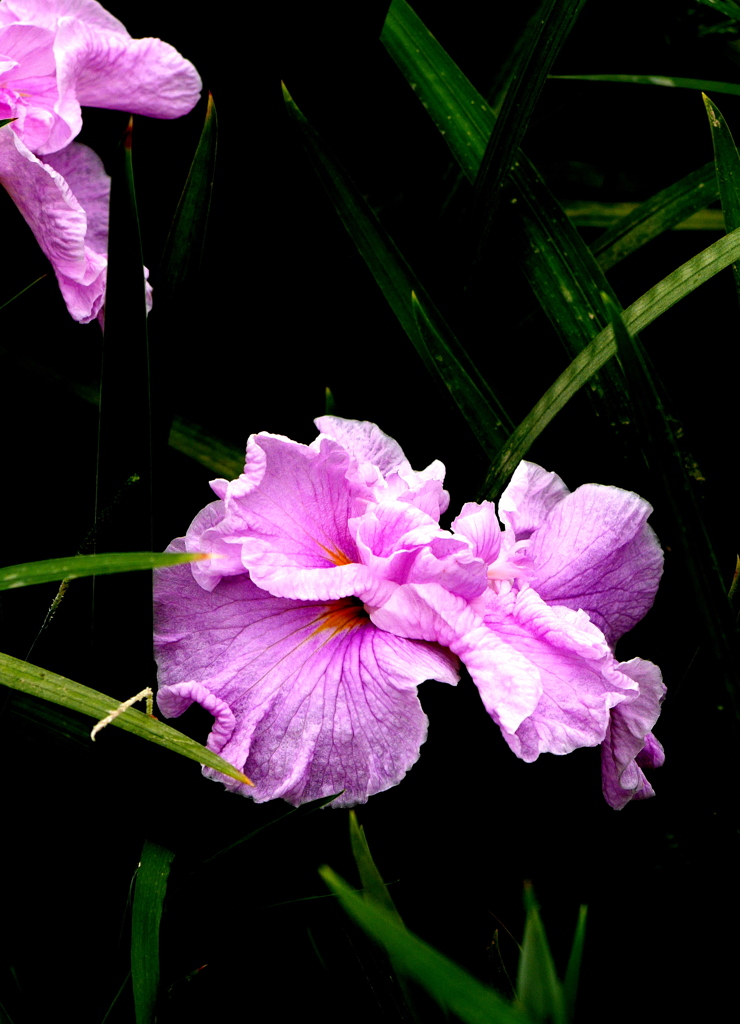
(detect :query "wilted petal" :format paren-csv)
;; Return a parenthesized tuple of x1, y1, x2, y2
(0, 129, 106, 321)
(526, 484, 664, 645)
(498, 461, 570, 537)
(154, 546, 459, 807)
(601, 658, 666, 809)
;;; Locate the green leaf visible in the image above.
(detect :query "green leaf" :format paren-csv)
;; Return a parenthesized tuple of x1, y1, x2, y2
(562, 906, 587, 1022)
(549, 74, 740, 96)
(697, 0, 740, 17)
(410, 292, 513, 456)
(0, 117, 17, 128)
(97, 117, 152, 550)
(132, 839, 175, 1024)
(703, 93, 740, 297)
(319, 865, 533, 1024)
(0, 651, 252, 785)
(516, 886, 565, 1024)
(480, 223, 740, 497)
(605, 295, 740, 718)
(157, 93, 217, 304)
(473, 0, 587, 246)
(0, 274, 47, 313)
(0, 551, 207, 590)
(589, 162, 719, 271)
(282, 81, 513, 456)
(382, 0, 632, 442)
(349, 810, 404, 926)
(381, 0, 492, 182)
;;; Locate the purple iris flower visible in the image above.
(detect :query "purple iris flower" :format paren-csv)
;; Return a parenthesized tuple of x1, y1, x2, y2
(154, 418, 462, 807)
(0, 0, 201, 321)
(154, 420, 665, 809)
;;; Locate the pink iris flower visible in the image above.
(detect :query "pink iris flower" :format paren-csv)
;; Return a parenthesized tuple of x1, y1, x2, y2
(154, 419, 665, 809)
(0, 0, 201, 321)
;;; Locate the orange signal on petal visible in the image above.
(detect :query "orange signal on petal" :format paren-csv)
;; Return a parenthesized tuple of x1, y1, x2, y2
(316, 541, 353, 566)
(309, 598, 368, 638)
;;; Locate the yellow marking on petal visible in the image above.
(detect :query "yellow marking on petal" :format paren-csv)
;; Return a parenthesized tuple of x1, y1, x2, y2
(309, 598, 368, 639)
(316, 541, 353, 566)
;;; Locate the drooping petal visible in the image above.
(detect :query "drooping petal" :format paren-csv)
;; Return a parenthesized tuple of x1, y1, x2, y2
(498, 461, 570, 537)
(369, 582, 542, 735)
(0, 128, 107, 321)
(51, 19, 201, 153)
(526, 484, 664, 646)
(154, 544, 459, 807)
(480, 587, 640, 761)
(600, 658, 666, 809)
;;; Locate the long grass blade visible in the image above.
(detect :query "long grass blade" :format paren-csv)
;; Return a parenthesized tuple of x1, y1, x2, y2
(0, 651, 252, 784)
(131, 839, 175, 1024)
(473, 0, 587, 247)
(703, 93, 740, 298)
(282, 81, 513, 454)
(480, 224, 740, 497)
(550, 74, 740, 96)
(590, 162, 719, 271)
(320, 866, 533, 1024)
(0, 551, 207, 591)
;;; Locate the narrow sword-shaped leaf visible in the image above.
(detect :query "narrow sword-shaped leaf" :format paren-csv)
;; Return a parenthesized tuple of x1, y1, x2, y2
(0, 273, 47, 313)
(550, 74, 740, 96)
(0, 651, 252, 785)
(132, 839, 175, 1024)
(319, 866, 534, 1024)
(516, 885, 565, 1024)
(605, 295, 739, 718)
(480, 224, 740, 497)
(696, 0, 740, 17)
(702, 93, 740, 298)
(349, 811, 404, 926)
(382, 1, 632, 437)
(562, 906, 587, 1022)
(282, 81, 513, 454)
(0, 551, 208, 590)
(589, 162, 719, 271)
(473, 0, 587, 248)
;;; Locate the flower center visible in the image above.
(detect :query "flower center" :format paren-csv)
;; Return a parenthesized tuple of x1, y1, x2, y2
(309, 597, 368, 638)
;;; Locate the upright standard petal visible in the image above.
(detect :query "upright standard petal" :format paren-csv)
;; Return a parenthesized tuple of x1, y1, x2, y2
(153, 542, 459, 807)
(524, 484, 664, 646)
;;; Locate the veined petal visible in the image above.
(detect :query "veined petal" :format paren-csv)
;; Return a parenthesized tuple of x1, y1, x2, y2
(313, 415, 449, 517)
(527, 484, 664, 645)
(50, 19, 201, 150)
(369, 582, 542, 734)
(601, 658, 666, 809)
(451, 501, 502, 564)
(219, 433, 368, 599)
(0, 1, 129, 35)
(0, 128, 106, 321)
(479, 587, 640, 761)
(154, 544, 459, 807)
(498, 461, 570, 537)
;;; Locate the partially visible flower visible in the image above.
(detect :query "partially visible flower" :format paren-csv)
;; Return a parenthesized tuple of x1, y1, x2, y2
(371, 461, 666, 808)
(0, 0, 201, 321)
(154, 419, 463, 807)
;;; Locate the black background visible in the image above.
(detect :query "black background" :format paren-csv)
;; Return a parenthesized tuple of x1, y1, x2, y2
(1, 2, 739, 1021)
